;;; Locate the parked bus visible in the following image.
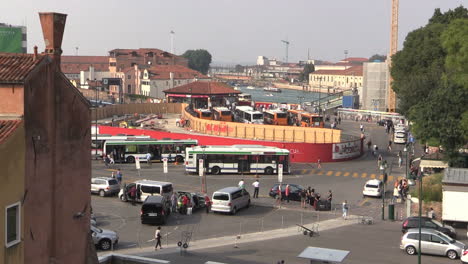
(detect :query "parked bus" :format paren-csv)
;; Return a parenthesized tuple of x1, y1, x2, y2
(287, 109, 305, 126)
(212, 107, 233, 122)
(194, 109, 213, 120)
(300, 113, 324, 128)
(234, 106, 263, 124)
(263, 110, 288, 125)
(91, 134, 150, 157)
(237, 93, 252, 106)
(185, 145, 290, 175)
(103, 139, 198, 163)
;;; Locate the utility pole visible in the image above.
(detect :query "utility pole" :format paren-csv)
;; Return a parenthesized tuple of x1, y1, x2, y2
(170, 30, 175, 54)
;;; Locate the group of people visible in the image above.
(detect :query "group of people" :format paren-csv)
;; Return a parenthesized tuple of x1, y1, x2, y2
(169, 192, 212, 215)
(392, 178, 409, 203)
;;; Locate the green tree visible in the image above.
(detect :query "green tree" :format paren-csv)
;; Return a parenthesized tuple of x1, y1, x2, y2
(181, 49, 212, 75)
(299, 63, 315, 82)
(368, 54, 387, 62)
(391, 6, 468, 164)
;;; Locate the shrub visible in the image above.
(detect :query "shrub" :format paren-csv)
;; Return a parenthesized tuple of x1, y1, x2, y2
(409, 173, 443, 202)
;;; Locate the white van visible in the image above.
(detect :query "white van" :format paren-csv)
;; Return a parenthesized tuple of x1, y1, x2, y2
(119, 180, 173, 203)
(394, 131, 407, 144)
(211, 187, 251, 214)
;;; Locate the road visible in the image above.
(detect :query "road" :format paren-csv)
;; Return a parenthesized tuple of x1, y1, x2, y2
(91, 120, 468, 263)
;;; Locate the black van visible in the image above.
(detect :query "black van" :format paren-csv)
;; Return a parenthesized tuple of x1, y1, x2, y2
(141, 196, 170, 225)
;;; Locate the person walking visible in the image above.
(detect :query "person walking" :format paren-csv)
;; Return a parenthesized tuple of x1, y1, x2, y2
(252, 180, 259, 198)
(285, 184, 290, 203)
(238, 179, 245, 189)
(392, 186, 399, 203)
(377, 155, 383, 168)
(360, 123, 364, 132)
(116, 169, 122, 185)
(146, 152, 152, 166)
(170, 192, 178, 213)
(154, 226, 162, 250)
(387, 140, 392, 152)
(204, 194, 211, 214)
(300, 189, 307, 208)
(327, 190, 333, 204)
(342, 200, 349, 220)
(367, 140, 372, 151)
(317, 158, 322, 169)
(398, 156, 403, 168)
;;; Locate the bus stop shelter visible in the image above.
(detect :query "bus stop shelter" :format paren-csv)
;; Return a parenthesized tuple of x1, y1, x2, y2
(297, 247, 350, 263)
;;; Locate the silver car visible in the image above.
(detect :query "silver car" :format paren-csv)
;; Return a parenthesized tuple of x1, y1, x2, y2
(91, 177, 120, 197)
(91, 225, 118, 251)
(400, 228, 466, 260)
(211, 187, 251, 214)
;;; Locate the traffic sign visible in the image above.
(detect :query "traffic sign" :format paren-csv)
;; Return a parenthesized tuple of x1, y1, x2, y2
(135, 157, 141, 170)
(163, 158, 168, 173)
(198, 159, 204, 177)
(278, 164, 283, 183)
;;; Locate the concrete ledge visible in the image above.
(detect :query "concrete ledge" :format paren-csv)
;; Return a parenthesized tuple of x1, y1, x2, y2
(99, 253, 170, 264)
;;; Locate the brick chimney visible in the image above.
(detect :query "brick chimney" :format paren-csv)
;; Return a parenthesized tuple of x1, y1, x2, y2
(39, 12, 67, 67)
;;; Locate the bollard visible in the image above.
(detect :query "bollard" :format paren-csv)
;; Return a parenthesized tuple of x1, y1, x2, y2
(166, 233, 169, 247)
(281, 216, 284, 229)
(261, 218, 264, 232)
(301, 212, 303, 226)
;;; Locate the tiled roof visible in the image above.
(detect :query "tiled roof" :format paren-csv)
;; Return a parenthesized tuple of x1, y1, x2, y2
(0, 119, 22, 143)
(146, 65, 209, 80)
(62, 55, 109, 64)
(163, 81, 240, 95)
(0, 53, 44, 83)
(61, 56, 109, 74)
(109, 48, 177, 58)
(312, 66, 363, 76)
(341, 57, 369, 62)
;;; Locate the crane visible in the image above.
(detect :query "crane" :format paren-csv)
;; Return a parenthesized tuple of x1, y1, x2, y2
(281, 39, 290, 63)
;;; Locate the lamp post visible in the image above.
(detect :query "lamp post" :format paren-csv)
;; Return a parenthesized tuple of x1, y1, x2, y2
(380, 164, 385, 220)
(91, 78, 99, 160)
(418, 169, 423, 264)
(201, 146, 207, 193)
(403, 146, 408, 178)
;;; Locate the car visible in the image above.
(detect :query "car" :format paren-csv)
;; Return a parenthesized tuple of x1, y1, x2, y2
(91, 225, 118, 251)
(211, 187, 250, 214)
(91, 177, 120, 197)
(400, 228, 465, 260)
(362, 179, 383, 197)
(176, 191, 206, 212)
(268, 183, 305, 201)
(377, 119, 393, 127)
(462, 248, 468, 264)
(119, 180, 173, 203)
(141, 195, 171, 225)
(402, 216, 457, 238)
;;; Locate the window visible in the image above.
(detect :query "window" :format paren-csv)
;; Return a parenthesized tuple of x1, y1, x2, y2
(431, 235, 446, 244)
(128, 75, 131, 80)
(127, 84, 132, 93)
(5, 202, 21, 248)
(421, 233, 431, 242)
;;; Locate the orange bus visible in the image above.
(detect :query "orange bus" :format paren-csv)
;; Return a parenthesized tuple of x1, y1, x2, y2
(212, 107, 233, 122)
(263, 110, 288, 125)
(300, 113, 324, 128)
(194, 109, 213, 120)
(287, 109, 305, 126)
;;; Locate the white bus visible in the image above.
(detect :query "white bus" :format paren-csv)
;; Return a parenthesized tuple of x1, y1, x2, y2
(103, 139, 198, 163)
(185, 145, 290, 175)
(91, 134, 150, 157)
(234, 106, 263, 124)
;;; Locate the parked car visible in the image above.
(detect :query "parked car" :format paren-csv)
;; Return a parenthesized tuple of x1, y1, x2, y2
(402, 216, 457, 238)
(211, 187, 250, 214)
(400, 228, 465, 260)
(461, 248, 468, 263)
(141, 195, 171, 225)
(119, 180, 173, 203)
(176, 191, 206, 212)
(362, 179, 383, 197)
(268, 183, 305, 201)
(91, 177, 120, 197)
(91, 225, 118, 251)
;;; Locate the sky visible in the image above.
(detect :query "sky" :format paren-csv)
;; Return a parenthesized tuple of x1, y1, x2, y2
(1, 0, 465, 65)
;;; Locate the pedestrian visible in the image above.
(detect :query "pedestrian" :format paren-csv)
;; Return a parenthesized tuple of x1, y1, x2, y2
(104, 155, 110, 167)
(377, 155, 383, 168)
(111, 171, 115, 179)
(285, 184, 290, 203)
(398, 156, 403, 168)
(367, 140, 372, 151)
(238, 179, 245, 189)
(109, 154, 115, 165)
(314, 193, 321, 210)
(204, 194, 211, 214)
(360, 123, 364, 132)
(392, 186, 399, 203)
(275, 184, 282, 207)
(387, 140, 392, 152)
(342, 200, 348, 219)
(154, 226, 162, 250)
(181, 195, 189, 214)
(327, 190, 333, 204)
(116, 169, 122, 185)
(252, 180, 259, 198)
(170, 192, 178, 213)
(300, 189, 307, 208)
(428, 207, 435, 219)
(338, 116, 341, 124)
(317, 158, 322, 169)
(146, 152, 152, 165)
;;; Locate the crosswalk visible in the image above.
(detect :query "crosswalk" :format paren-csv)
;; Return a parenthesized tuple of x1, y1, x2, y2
(291, 169, 403, 182)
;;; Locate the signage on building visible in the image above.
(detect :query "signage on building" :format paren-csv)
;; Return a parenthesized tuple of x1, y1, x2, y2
(332, 140, 361, 160)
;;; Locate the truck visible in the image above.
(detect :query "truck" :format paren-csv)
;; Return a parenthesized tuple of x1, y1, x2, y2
(442, 168, 468, 226)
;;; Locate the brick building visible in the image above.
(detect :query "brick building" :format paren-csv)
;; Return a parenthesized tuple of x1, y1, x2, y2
(108, 48, 188, 73)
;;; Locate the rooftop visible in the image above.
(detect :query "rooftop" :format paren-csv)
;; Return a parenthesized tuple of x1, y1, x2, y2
(61, 55, 109, 74)
(312, 65, 363, 76)
(0, 53, 44, 83)
(163, 81, 240, 95)
(145, 65, 209, 80)
(443, 167, 468, 185)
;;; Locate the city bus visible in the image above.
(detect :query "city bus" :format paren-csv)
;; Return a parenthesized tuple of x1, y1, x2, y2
(103, 139, 198, 163)
(185, 145, 290, 175)
(234, 106, 263, 124)
(212, 107, 233, 122)
(194, 109, 213, 120)
(263, 110, 288, 125)
(287, 109, 305, 126)
(300, 113, 324, 128)
(91, 134, 150, 157)
(237, 93, 252, 106)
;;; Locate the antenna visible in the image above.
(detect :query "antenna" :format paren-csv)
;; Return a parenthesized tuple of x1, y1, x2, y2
(344, 50, 349, 60)
(281, 39, 290, 63)
(75, 47, 79, 56)
(170, 30, 175, 54)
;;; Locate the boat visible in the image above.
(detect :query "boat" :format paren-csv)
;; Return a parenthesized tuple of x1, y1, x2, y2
(265, 93, 274, 97)
(263, 87, 282, 93)
(246, 86, 255, 90)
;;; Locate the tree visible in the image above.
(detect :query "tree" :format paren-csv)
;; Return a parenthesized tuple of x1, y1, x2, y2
(181, 49, 212, 75)
(391, 6, 468, 165)
(299, 63, 315, 82)
(368, 54, 387, 62)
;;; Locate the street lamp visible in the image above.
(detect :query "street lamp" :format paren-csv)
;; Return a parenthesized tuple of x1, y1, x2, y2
(403, 146, 408, 178)
(380, 164, 386, 220)
(418, 169, 423, 264)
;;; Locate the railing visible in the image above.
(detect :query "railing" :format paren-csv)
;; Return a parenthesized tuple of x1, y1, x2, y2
(91, 103, 183, 120)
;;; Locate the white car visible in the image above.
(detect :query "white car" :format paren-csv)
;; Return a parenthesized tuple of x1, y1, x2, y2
(462, 248, 468, 264)
(362, 179, 383, 197)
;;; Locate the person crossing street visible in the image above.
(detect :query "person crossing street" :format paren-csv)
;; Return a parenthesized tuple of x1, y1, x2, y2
(252, 180, 259, 198)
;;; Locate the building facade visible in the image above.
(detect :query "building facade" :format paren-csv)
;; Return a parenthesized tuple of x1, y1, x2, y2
(108, 48, 188, 73)
(0, 23, 27, 53)
(309, 66, 363, 92)
(362, 62, 388, 111)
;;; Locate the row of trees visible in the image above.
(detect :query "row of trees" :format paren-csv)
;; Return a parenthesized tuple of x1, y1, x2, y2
(391, 6, 468, 163)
